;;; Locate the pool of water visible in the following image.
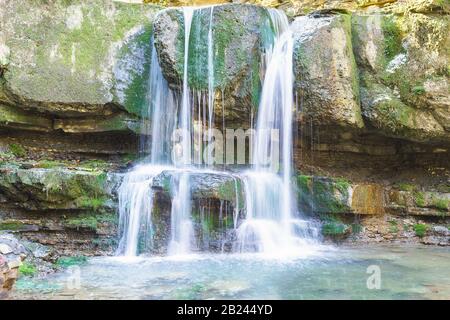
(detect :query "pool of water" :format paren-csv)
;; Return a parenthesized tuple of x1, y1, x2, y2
(10, 245, 450, 300)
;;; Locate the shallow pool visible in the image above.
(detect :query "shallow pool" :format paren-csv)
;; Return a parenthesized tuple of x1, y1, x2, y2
(10, 245, 450, 300)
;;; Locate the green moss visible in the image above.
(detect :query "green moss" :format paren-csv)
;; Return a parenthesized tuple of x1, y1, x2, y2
(381, 16, 404, 62)
(79, 159, 109, 170)
(35, 160, 65, 169)
(335, 178, 351, 194)
(217, 179, 243, 206)
(432, 198, 449, 211)
(8, 143, 26, 158)
(413, 223, 428, 238)
(351, 223, 363, 234)
(414, 192, 426, 207)
(0, 221, 24, 231)
(19, 262, 37, 277)
(66, 214, 98, 230)
(412, 86, 426, 95)
(388, 220, 399, 233)
(396, 183, 416, 192)
(66, 212, 117, 231)
(322, 222, 349, 236)
(56, 256, 88, 268)
(297, 175, 351, 214)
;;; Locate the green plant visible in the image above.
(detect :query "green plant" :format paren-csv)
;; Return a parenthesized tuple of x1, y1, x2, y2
(396, 183, 415, 192)
(412, 86, 425, 95)
(66, 214, 98, 230)
(432, 198, 449, 212)
(381, 16, 403, 61)
(388, 220, 399, 233)
(8, 143, 26, 158)
(35, 160, 65, 169)
(75, 196, 107, 212)
(414, 192, 426, 207)
(0, 221, 24, 231)
(80, 159, 109, 170)
(413, 223, 428, 238)
(19, 262, 37, 277)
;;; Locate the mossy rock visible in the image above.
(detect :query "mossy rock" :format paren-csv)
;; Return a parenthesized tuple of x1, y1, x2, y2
(153, 4, 273, 127)
(0, 0, 161, 117)
(0, 167, 121, 211)
(297, 175, 352, 215)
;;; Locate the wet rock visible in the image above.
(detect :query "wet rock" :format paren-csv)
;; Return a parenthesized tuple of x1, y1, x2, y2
(153, 4, 271, 128)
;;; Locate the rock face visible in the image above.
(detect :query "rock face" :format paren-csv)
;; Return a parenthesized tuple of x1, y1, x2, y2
(0, 0, 160, 134)
(293, 13, 364, 129)
(0, 166, 122, 256)
(353, 11, 450, 144)
(153, 4, 272, 127)
(297, 174, 449, 244)
(148, 170, 243, 252)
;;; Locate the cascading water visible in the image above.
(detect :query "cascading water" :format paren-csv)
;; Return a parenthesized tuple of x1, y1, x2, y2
(117, 6, 318, 258)
(236, 10, 317, 255)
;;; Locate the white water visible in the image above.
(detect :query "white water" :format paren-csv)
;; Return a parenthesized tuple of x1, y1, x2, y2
(116, 165, 168, 256)
(236, 10, 317, 255)
(117, 6, 318, 258)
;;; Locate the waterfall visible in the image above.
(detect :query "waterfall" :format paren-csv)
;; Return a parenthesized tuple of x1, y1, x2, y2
(116, 6, 318, 257)
(235, 10, 313, 255)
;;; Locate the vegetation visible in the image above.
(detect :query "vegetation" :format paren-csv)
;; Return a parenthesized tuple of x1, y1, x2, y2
(0, 220, 24, 231)
(396, 183, 415, 192)
(19, 262, 37, 277)
(413, 223, 428, 238)
(381, 16, 404, 62)
(322, 222, 349, 236)
(35, 160, 66, 169)
(8, 143, 26, 158)
(75, 196, 107, 212)
(66, 212, 117, 231)
(414, 192, 426, 207)
(388, 220, 399, 233)
(412, 86, 426, 95)
(432, 198, 449, 212)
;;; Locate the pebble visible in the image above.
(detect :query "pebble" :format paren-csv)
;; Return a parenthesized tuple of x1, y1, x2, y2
(0, 244, 13, 255)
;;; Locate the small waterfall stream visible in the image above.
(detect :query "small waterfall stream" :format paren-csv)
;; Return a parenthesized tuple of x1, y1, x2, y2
(117, 6, 318, 257)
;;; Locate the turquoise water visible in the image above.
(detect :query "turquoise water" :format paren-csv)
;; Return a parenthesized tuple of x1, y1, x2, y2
(10, 245, 450, 300)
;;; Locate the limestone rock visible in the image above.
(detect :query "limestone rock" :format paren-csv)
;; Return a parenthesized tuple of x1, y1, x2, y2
(0, 167, 121, 211)
(352, 13, 450, 144)
(293, 13, 364, 129)
(0, 0, 160, 132)
(153, 4, 271, 127)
